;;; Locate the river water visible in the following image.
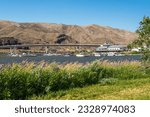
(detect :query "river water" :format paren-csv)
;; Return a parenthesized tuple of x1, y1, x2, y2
(0, 54, 141, 64)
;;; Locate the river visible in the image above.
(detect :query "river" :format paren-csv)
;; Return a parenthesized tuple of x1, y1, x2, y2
(0, 54, 141, 64)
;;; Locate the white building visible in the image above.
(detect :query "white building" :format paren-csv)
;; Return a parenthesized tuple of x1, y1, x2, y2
(108, 45, 127, 51)
(96, 44, 127, 52)
(96, 43, 111, 51)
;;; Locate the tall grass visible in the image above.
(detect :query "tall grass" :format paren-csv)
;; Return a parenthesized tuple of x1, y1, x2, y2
(0, 61, 149, 99)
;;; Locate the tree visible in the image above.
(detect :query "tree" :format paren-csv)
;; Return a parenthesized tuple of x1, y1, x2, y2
(136, 16, 150, 47)
(133, 16, 150, 70)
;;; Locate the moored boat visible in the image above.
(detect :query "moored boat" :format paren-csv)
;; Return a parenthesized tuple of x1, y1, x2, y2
(76, 54, 85, 57)
(8, 53, 22, 57)
(93, 53, 101, 57)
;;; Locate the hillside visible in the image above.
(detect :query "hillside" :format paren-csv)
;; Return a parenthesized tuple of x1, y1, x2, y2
(0, 20, 137, 45)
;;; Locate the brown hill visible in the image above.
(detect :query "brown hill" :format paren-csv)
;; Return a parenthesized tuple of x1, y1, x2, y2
(0, 20, 137, 45)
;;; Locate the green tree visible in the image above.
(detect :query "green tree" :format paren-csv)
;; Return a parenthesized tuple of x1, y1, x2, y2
(136, 17, 150, 46)
(134, 16, 150, 70)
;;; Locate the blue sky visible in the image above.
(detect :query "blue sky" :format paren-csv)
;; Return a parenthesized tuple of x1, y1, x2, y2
(0, 0, 149, 32)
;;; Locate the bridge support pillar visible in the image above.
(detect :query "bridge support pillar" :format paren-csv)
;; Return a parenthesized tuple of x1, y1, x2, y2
(9, 47, 13, 54)
(45, 46, 49, 54)
(9, 47, 17, 54)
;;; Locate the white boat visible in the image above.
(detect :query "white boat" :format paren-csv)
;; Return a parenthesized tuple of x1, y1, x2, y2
(63, 54, 70, 57)
(93, 53, 101, 57)
(107, 52, 115, 56)
(55, 53, 62, 56)
(76, 54, 85, 57)
(22, 53, 27, 56)
(43, 53, 62, 56)
(43, 53, 53, 56)
(115, 53, 124, 56)
(22, 53, 36, 57)
(8, 53, 22, 57)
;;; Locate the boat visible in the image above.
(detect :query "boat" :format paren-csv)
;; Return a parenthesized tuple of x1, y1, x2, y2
(8, 53, 22, 57)
(115, 53, 124, 56)
(22, 53, 36, 57)
(55, 53, 62, 56)
(76, 54, 85, 57)
(107, 52, 124, 56)
(93, 53, 101, 57)
(107, 52, 115, 56)
(43, 53, 62, 56)
(43, 53, 53, 56)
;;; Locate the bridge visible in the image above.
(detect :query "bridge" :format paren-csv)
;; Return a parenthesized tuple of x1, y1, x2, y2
(0, 44, 128, 53)
(0, 44, 101, 49)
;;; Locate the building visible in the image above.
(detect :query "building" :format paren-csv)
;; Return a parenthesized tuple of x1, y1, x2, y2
(96, 43, 111, 51)
(108, 45, 127, 51)
(96, 44, 127, 52)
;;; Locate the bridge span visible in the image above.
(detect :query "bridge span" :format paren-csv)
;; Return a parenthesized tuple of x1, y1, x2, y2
(0, 44, 101, 49)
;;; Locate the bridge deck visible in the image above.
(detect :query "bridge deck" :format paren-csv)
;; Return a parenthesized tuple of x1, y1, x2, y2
(0, 44, 101, 49)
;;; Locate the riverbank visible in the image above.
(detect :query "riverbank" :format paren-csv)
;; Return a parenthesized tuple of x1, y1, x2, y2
(0, 61, 150, 100)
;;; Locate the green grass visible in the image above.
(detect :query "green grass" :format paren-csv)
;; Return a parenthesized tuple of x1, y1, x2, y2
(31, 78, 150, 100)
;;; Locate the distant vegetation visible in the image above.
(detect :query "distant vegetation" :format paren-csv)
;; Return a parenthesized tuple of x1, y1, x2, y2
(0, 61, 149, 100)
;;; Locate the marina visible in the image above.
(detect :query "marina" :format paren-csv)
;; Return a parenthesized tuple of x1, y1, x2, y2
(0, 42, 142, 64)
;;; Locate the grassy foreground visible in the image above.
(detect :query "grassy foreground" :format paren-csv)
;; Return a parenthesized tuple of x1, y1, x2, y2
(31, 78, 150, 100)
(0, 60, 150, 100)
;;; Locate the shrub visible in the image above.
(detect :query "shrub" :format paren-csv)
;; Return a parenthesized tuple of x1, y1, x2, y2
(48, 69, 71, 91)
(0, 65, 28, 99)
(0, 61, 149, 99)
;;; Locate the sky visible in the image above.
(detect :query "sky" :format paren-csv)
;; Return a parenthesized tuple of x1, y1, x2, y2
(0, 0, 150, 32)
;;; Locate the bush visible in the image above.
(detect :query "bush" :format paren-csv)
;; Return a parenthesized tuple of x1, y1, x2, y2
(0, 61, 149, 99)
(48, 69, 71, 91)
(0, 65, 28, 99)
